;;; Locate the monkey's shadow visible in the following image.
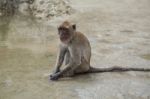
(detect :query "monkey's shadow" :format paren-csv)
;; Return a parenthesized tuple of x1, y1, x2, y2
(52, 73, 100, 82)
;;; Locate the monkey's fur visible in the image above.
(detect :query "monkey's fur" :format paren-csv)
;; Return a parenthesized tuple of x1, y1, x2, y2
(50, 21, 150, 80)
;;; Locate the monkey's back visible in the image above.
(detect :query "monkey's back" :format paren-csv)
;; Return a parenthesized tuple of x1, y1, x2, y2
(74, 32, 91, 64)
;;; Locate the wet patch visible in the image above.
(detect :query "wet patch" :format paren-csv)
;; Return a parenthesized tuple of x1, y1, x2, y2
(0, 23, 9, 41)
(0, 16, 11, 47)
(0, 47, 56, 99)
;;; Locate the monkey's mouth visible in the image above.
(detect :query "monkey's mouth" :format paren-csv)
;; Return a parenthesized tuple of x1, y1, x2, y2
(60, 34, 70, 41)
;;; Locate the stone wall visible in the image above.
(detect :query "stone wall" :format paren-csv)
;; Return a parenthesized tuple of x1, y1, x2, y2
(0, 0, 19, 16)
(30, 0, 73, 20)
(0, 0, 73, 19)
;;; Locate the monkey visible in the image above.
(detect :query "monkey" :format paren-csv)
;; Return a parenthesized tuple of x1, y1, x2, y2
(50, 21, 150, 80)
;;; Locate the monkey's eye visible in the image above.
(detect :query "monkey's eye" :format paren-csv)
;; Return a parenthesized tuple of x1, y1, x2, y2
(64, 28, 69, 32)
(58, 27, 62, 30)
(58, 27, 69, 34)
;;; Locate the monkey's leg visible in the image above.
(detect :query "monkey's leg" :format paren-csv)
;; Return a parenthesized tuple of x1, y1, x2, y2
(74, 57, 90, 74)
(51, 47, 82, 80)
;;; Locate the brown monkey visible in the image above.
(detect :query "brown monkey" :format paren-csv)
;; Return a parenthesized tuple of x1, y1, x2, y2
(50, 21, 150, 80)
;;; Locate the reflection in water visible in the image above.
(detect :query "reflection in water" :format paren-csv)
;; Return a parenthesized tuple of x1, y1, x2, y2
(0, 15, 59, 99)
(0, 0, 19, 44)
(0, 16, 11, 46)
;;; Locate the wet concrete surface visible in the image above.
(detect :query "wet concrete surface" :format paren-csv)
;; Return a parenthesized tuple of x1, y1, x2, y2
(0, 0, 150, 99)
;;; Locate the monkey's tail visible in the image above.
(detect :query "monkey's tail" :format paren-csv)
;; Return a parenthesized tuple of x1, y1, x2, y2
(87, 66, 150, 73)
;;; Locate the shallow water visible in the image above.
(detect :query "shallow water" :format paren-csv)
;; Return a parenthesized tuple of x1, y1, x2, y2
(0, 0, 150, 99)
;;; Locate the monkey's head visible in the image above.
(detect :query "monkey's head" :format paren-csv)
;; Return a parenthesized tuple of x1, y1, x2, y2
(58, 21, 76, 44)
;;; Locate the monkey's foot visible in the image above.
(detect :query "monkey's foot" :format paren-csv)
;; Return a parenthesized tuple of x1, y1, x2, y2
(50, 72, 60, 80)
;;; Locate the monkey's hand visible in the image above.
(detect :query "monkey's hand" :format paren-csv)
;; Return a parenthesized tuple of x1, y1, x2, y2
(54, 68, 60, 74)
(50, 68, 60, 76)
(50, 72, 61, 80)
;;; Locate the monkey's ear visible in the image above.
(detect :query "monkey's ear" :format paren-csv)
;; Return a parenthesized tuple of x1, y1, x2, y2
(72, 24, 76, 30)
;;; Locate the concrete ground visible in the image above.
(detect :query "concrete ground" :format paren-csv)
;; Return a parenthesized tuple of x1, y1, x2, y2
(0, 0, 150, 99)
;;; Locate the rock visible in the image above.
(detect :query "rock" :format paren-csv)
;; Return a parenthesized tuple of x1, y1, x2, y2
(18, 2, 30, 15)
(30, 0, 74, 20)
(0, 0, 17, 16)
(0, 0, 73, 20)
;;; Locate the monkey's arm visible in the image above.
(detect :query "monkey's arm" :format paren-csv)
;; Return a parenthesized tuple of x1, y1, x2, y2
(53, 45, 67, 73)
(50, 59, 81, 80)
(50, 48, 81, 80)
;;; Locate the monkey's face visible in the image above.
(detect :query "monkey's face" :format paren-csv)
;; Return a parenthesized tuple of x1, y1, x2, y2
(58, 25, 76, 43)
